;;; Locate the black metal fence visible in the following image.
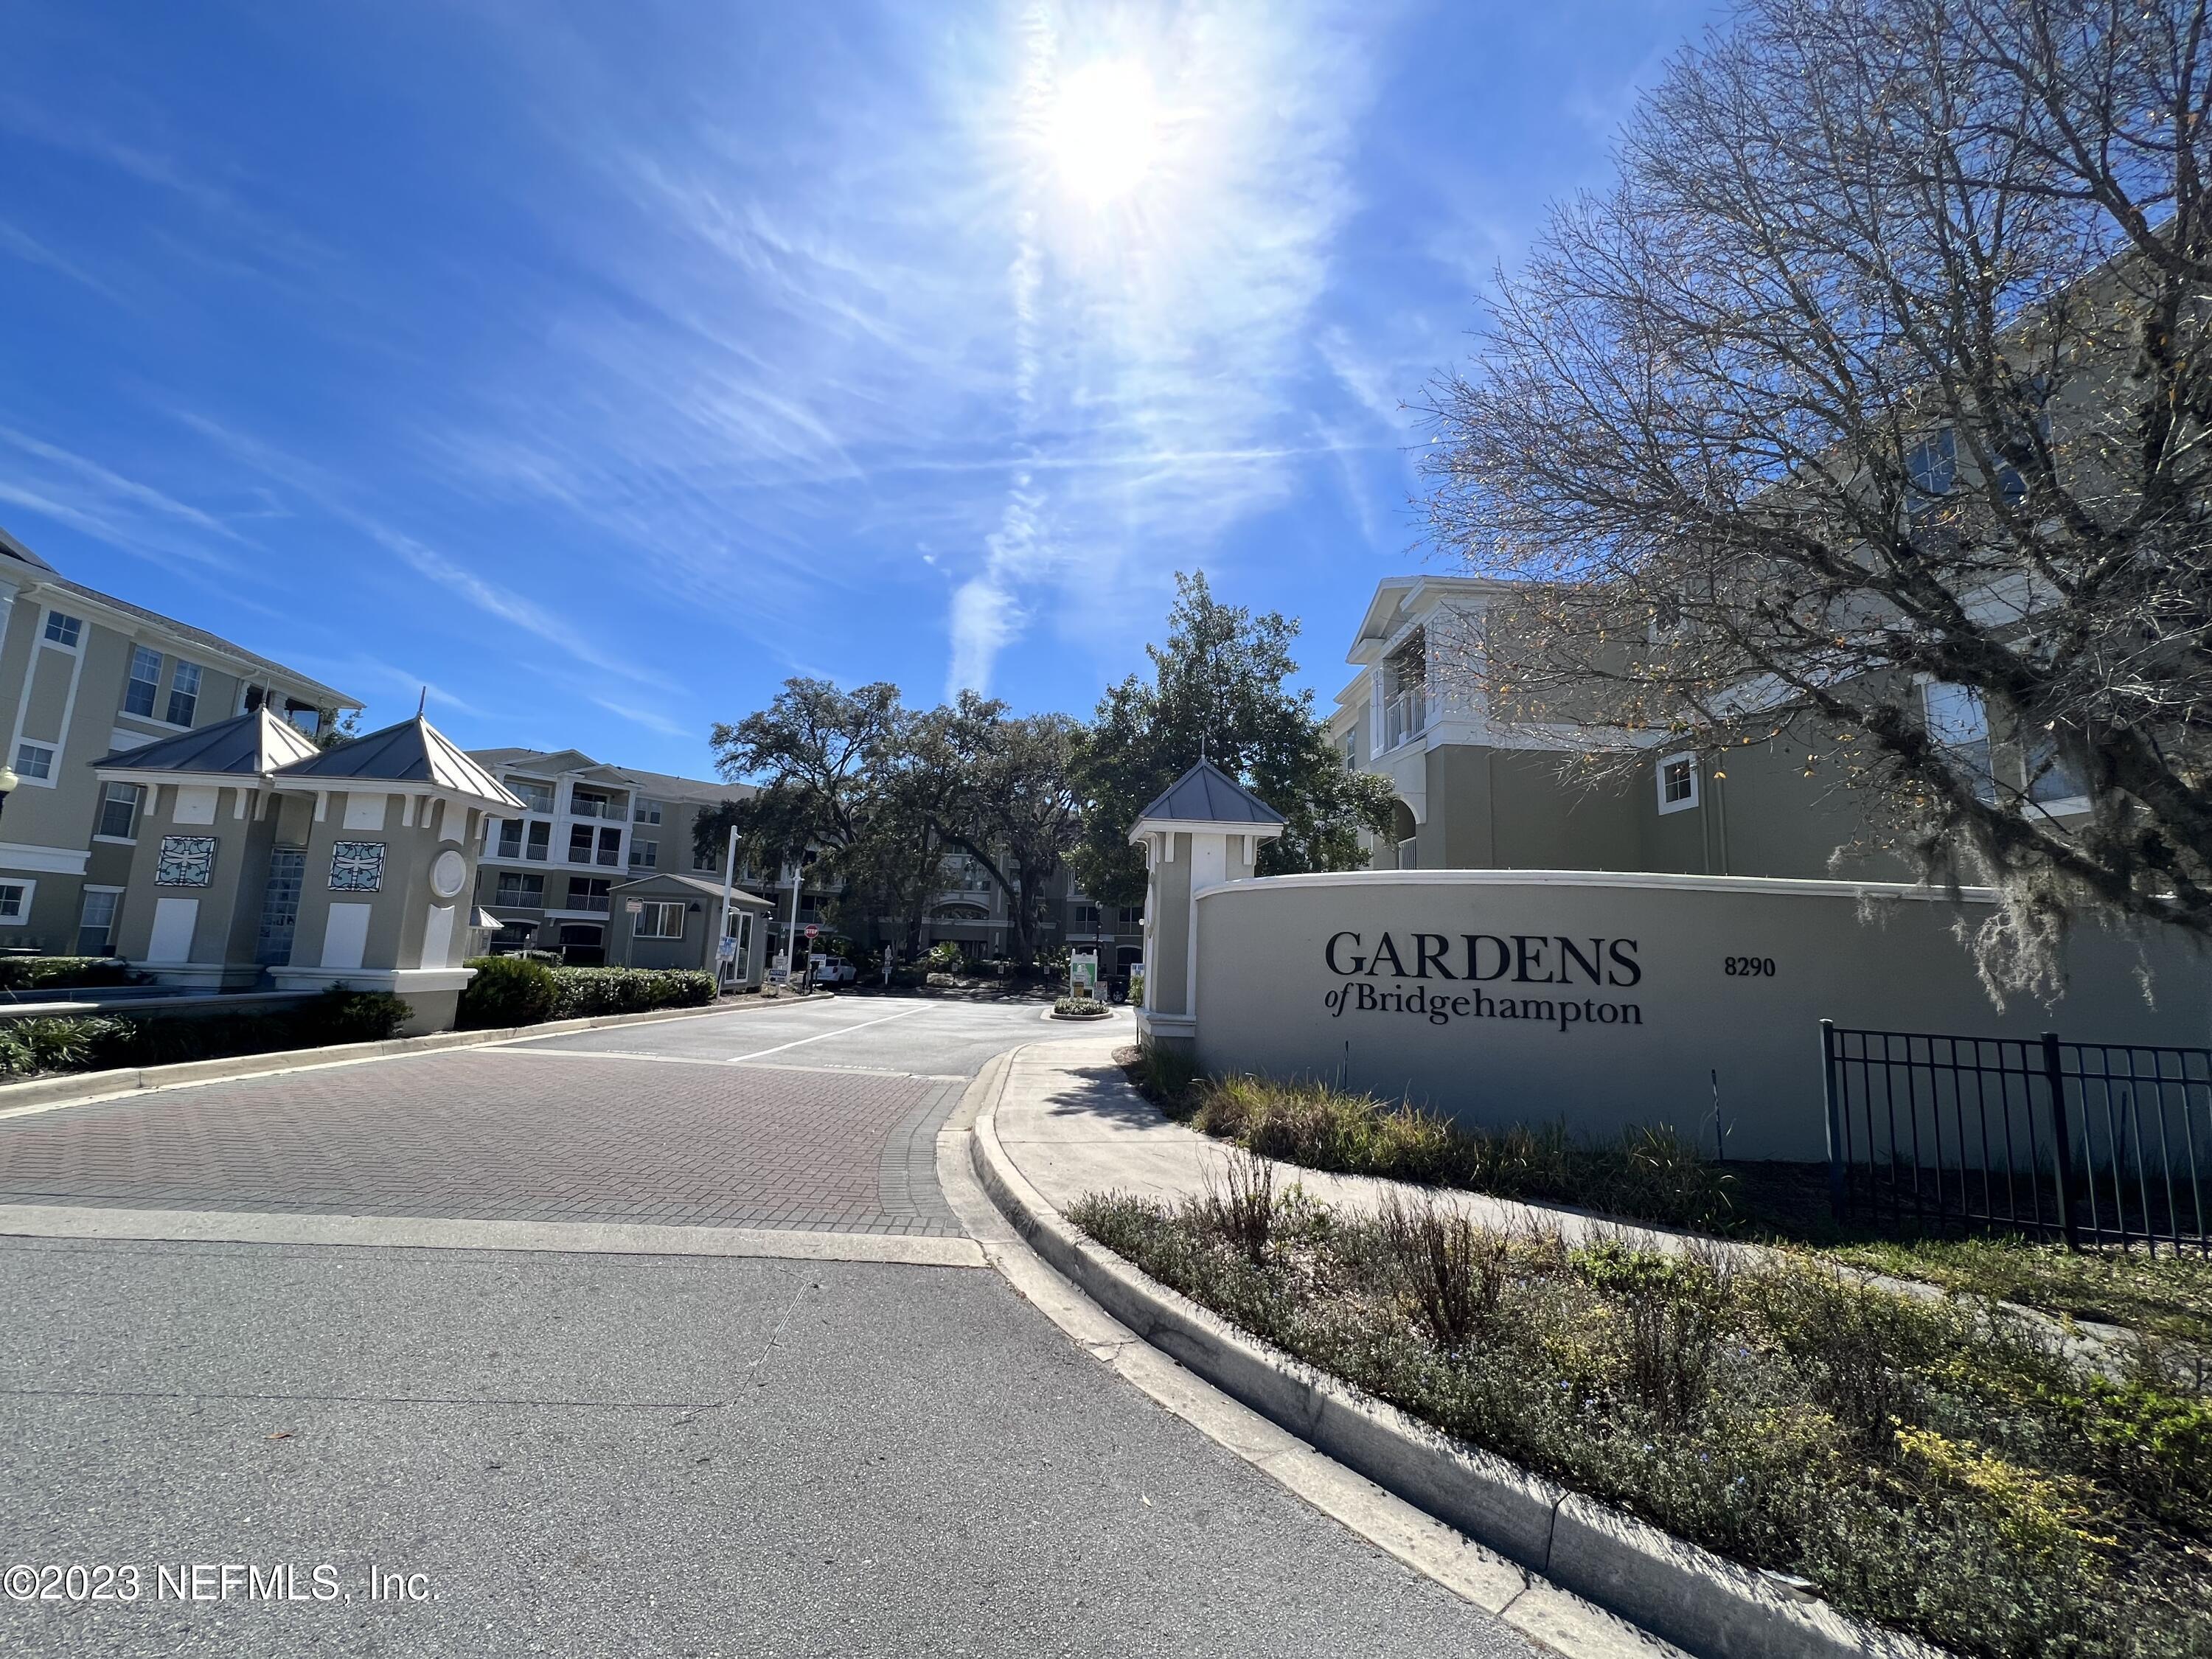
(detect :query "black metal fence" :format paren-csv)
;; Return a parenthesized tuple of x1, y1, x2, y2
(1821, 1021, 2211, 1253)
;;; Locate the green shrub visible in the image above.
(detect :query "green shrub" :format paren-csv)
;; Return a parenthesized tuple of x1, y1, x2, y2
(0, 956, 133, 992)
(0, 987, 411, 1079)
(0, 1016, 128, 1076)
(545, 966, 715, 1020)
(919, 942, 965, 974)
(1127, 1039, 1198, 1114)
(295, 986, 411, 1044)
(457, 955, 560, 1029)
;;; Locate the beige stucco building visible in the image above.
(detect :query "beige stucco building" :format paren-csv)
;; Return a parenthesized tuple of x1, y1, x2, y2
(0, 526, 359, 956)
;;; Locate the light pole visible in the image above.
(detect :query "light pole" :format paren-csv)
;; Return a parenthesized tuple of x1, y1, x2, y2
(0, 765, 19, 821)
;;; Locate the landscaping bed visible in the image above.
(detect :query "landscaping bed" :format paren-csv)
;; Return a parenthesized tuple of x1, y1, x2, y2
(1072, 1166, 2212, 1659)
(458, 959, 715, 1029)
(0, 987, 411, 1079)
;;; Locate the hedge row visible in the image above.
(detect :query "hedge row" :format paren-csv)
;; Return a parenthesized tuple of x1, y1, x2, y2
(0, 987, 411, 1079)
(0, 955, 135, 992)
(456, 958, 716, 1030)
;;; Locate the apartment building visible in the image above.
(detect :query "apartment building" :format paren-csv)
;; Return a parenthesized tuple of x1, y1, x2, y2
(1331, 573, 2085, 880)
(0, 526, 360, 954)
(467, 747, 757, 964)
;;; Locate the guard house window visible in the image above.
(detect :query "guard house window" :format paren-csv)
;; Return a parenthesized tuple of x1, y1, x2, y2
(76, 888, 119, 956)
(166, 661, 202, 726)
(512, 779, 554, 815)
(42, 611, 82, 648)
(1657, 752, 1700, 815)
(635, 901, 684, 939)
(123, 647, 162, 716)
(13, 742, 52, 782)
(97, 782, 142, 840)
(0, 881, 29, 922)
(1922, 682, 1996, 803)
(495, 872, 545, 906)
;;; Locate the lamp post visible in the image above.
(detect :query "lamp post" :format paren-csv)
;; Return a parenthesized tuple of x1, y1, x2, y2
(0, 764, 18, 821)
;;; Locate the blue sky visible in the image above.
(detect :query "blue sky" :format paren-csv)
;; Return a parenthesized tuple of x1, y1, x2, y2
(0, 0, 1714, 779)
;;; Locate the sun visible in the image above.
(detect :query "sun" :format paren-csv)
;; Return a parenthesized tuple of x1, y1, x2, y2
(1045, 59, 1161, 204)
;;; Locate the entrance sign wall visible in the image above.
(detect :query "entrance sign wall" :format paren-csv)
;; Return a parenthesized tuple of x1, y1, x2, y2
(1182, 869, 2210, 1161)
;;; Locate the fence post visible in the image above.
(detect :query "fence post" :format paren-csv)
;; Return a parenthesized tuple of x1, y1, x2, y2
(1821, 1019, 1846, 1222)
(2040, 1032, 2081, 1251)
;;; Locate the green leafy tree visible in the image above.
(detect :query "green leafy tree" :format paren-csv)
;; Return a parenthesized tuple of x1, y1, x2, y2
(1071, 571, 1396, 907)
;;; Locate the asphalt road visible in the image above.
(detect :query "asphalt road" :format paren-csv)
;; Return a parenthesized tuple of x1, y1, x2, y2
(0, 994, 1539, 1658)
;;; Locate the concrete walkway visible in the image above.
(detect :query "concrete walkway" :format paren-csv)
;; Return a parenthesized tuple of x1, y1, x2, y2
(993, 1035, 1707, 1252)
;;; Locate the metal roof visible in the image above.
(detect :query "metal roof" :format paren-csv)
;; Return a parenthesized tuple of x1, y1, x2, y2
(277, 716, 524, 808)
(611, 871, 773, 907)
(91, 708, 321, 776)
(1134, 759, 1287, 827)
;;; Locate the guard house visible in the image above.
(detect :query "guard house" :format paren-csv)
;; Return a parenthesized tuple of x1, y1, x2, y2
(1129, 759, 1284, 1053)
(606, 870, 775, 987)
(91, 712, 524, 1032)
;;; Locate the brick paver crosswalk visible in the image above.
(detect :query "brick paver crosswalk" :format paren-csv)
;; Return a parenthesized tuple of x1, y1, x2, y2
(0, 1049, 963, 1235)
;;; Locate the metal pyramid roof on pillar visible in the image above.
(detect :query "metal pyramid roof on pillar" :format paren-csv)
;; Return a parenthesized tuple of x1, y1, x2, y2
(273, 716, 525, 809)
(91, 707, 322, 776)
(1135, 759, 1287, 827)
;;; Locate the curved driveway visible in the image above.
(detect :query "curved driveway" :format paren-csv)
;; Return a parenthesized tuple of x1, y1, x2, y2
(0, 995, 1540, 1658)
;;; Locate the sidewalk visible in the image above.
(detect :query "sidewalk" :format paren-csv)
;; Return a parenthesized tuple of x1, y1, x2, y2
(993, 1035, 1703, 1254)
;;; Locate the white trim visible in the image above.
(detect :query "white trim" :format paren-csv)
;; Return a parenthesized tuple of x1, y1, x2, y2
(0, 842, 87, 875)
(1656, 751, 1700, 815)
(1192, 867, 2008, 904)
(268, 966, 477, 995)
(1129, 816, 1287, 845)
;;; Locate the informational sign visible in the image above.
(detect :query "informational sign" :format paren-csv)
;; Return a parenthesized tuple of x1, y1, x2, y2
(1069, 949, 1099, 998)
(717, 937, 737, 962)
(625, 900, 644, 914)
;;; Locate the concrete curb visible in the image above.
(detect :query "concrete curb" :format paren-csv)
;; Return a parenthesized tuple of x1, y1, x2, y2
(968, 1051, 1942, 1659)
(0, 996, 779, 1120)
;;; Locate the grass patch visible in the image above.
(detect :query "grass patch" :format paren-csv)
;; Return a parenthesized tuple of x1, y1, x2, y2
(1071, 1175, 2211, 1659)
(1119, 1046, 1736, 1233)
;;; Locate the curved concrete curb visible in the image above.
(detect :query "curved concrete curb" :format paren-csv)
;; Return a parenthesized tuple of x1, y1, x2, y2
(969, 1074, 1941, 1659)
(0, 996, 777, 1121)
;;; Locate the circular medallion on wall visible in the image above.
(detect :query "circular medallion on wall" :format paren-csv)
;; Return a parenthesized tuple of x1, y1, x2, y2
(429, 847, 468, 900)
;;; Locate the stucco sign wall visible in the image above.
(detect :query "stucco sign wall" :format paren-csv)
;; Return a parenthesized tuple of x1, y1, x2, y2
(1192, 870, 2211, 1161)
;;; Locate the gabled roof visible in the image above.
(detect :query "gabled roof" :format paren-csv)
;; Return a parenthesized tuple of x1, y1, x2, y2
(92, 708, 321, 778)
(276, 716, 524, 809)
(611, 870, 773, 908)
(1133, 759, 1287, 830)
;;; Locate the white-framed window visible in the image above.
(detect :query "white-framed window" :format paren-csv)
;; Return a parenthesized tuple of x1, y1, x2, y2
(494, 872, 546, 906)
(633, 799, 662, 824)
(1921, 681, 1996, 803)
(123, 646, 162, 716)
(13, 742, 54, 782)
(97, 782, 142, 841)
(0, 879, 33, 923)
(2024, 731, 2090, 815)
(286, 704, 321, 735)
(511, 779, 554, 814)
(165, 661, 202, 726)
(1905, 429, 1957, 518)
(635, 900, 685, 939)
(1657, 751, 1700, 814)
(76, 887, 121, 956)
(496, 818, 523, 858)
(630, 839, 658, 869)
(41, 611, 82, 649)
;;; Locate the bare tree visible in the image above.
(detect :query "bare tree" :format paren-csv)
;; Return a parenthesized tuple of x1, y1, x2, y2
(1422, 0, 2212, 993)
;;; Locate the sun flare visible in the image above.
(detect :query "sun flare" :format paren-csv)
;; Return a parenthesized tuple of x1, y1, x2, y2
(1046, 59, 1161, 204)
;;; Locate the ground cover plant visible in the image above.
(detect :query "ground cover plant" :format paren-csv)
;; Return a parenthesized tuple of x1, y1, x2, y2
(1052, 995, 1109, 1018)
(1072, 1172, 2212, 1659)
(0, 955, 134, 993)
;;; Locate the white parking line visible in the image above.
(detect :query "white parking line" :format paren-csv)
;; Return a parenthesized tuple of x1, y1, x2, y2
(723, 1004, 932, 1063)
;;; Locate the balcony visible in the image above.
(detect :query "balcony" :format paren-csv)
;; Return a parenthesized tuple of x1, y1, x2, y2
(566, 893, 611, 914)
(567, 799, 628, 821)
(1382, 688, 1428, 752)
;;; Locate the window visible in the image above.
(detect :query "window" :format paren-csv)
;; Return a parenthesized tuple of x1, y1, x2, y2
(495, 872, 546, 906)
(1905, 430, 1956, 530)
(1072, 904, 1101, 929)
(633, 799, 663, 824)
(97, 782, 142, 841)
(630, 839, 659, 869)
(1118, 905, 1144, 927)
(635, 900, 685, 939)
(285, 703, 321, 735)
(496, 819, 523, 858)
(1342, 731, 1357, 771)
(77, 888, 119, 956)
(1657, 752, 1700, 815)
(123, 646, 162, 716)
(571, 788, 615, 819)
(0, 880, 31, 922)
(512, 779, 554, 814)
(165, 661, 202, 726)
(1921, 682, 1996, 804)
(568, 824, 595, 863)
(41, 611, 82, 648)
(525, 821, 550, 861)
(567, 877, 611, 912)
(13, 742, 52, 782)
(2025, 730, 2089, 811)
(597, 827, 621, 866)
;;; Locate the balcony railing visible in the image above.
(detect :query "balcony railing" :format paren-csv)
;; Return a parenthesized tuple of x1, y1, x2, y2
(567, 799, 627, 820)
(1382, 688, 1428, 752)
(566, 894, 611, 914)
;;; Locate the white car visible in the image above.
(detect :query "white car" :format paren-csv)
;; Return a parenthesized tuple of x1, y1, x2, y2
(809, 956, 857, 987)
